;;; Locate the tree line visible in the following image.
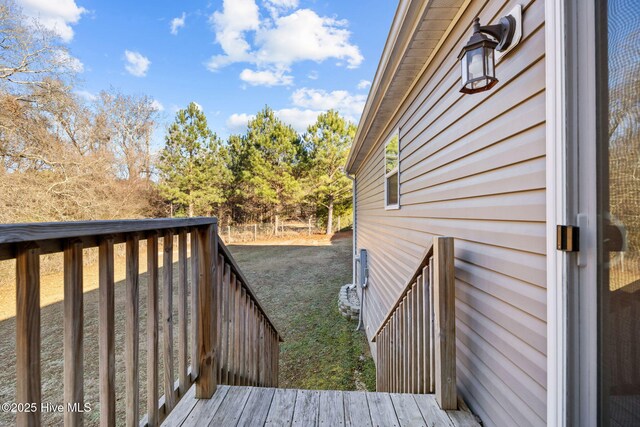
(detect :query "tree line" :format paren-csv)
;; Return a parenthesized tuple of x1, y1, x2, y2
(0, 1, 354, 234)
(158, 103, 354, 234)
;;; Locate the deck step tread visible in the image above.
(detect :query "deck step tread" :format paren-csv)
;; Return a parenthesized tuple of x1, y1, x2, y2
(161, 385, 480, 427)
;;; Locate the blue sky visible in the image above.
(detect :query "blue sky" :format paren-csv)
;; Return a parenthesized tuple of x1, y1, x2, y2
(17, 0, 397, 143)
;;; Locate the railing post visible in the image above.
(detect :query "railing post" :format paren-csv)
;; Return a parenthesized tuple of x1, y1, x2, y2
(195, 224, 218, 398)
(433, 236, 456, 410)
(16, 243, 41, 427)
(64, 239, 83, 427)
(125, 235, 140, 427)
(147, 234, 159, 426)
(99, 236, 116, 426)
(190, 231, 199, 381)
(162, 231, 175, 411)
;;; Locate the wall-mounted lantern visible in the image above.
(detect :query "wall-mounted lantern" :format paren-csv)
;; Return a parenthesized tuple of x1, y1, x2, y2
(458, 7, 522, 94)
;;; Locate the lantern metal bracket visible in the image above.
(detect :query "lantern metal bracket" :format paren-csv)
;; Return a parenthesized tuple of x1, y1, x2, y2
(477, 15, 516, 52)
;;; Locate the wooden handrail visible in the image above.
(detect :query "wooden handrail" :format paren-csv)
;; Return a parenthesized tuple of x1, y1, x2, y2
(373, 242, 433, 340)
(0, 218, 218, 260)
(0, 218, 281, 426)
(372, 236, 457, 410)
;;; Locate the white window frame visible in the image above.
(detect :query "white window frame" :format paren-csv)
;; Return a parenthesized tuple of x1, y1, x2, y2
(384, 130, 400, 210)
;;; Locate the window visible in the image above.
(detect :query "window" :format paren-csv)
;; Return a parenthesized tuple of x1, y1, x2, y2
(385, 131, 400, 209)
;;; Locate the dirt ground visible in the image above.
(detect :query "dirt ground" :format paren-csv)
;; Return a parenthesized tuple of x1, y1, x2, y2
(0, 231, 374, 426)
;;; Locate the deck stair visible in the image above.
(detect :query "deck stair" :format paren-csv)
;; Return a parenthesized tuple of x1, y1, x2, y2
(162, 385, 480, 427)
(0, 219, 477, 426)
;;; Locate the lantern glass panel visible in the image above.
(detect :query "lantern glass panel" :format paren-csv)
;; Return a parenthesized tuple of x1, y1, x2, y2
(461, 54, 468, 85)
(485, 46, 495, 78)
(466, 47, 485, 80)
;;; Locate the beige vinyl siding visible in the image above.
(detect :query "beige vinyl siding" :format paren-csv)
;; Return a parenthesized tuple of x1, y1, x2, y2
(355, 0, 546, 426)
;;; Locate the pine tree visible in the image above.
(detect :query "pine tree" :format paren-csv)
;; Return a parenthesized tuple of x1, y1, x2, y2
(229, 106, 304, 222)
(304, 110, 356, 234)
(157, 102, 230, 217)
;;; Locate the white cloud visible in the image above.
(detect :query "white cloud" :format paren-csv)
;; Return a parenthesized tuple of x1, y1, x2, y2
(207, 2, 363, 86)
(275, 108, 319, 133)
(208, 0, 260, 70)
(307, 70, 319, 80)
(263, 0, 298, 17)
(124, 50, 150, 77)
(227, 113, 255, 132)
(170, 12, 186, 35)
(265, 0, 298, 8)
(18, 0, 86, 42)
(227, 109, 317, 134)
(291, 87, 366, 120)
(240, 68, 293, 86)
(357, 79, 371, 90)
(74, 89, 97, 102)
(255, 9, 362, 69)
(151, 99, 164, 111)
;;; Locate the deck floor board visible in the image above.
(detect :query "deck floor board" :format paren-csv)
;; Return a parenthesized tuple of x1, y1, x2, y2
(162, 385, 480, 427)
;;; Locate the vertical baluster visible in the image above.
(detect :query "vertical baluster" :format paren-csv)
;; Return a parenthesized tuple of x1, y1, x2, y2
(240, 288, 246, 385)
(190, 231, 199, 381)
(222, 263, 231, 384)
(407, 290, 413, 393)
(147, 234, 159, 426)
(404, 299, 408, 392)
(125, 235, 140, 427)
(273, 329, 280, 387)
(400, 301, 406, 392)
(385, 326, 389, 392)
(228, 272, 236, 384)
(376, 328, 383, 391)
(99, 237, 115, 427)
(258, 316, 264, 386)
(268, 326, 273, 387)
(163, 231, 175, 410)
(215, 254, 224, 384)
(64, 240, 83, 427)
(387, 326, 391, 392)
(273, 327, 277, 387)
(195, 224, 217, 398)
(178, 231, 188, 395)
(412, 283, 419, 394)
(416, 274, 424, 394)
(249, 301, 255, 385)
(378, 327, 383, 391)
(380, 327, 385, 392)
(396, 310, 400, 392)
(391, 312, 396, 393)
(233, 279, 241, 385)
(265, 323, 271, 387)
(271, 328, 275, 388)
(390, 316, 394, 392)
(429, 260, 435, 393)
(405, 294, 410, 393)
(16, 243, 41, 426)
(244, 293, 250, 385)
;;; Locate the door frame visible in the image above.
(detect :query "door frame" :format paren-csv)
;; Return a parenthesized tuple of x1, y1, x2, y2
(546, 0, 601, 425)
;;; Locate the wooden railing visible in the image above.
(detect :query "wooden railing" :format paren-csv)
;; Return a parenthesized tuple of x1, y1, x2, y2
(0, 218, 282, 426)
(372, 236, 456, 409)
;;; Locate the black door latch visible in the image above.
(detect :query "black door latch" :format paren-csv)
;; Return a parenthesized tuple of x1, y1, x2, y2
(557, 225, 579, 252)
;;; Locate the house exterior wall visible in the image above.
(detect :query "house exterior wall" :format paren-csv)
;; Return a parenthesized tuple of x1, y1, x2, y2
(354, 0, 547, 426)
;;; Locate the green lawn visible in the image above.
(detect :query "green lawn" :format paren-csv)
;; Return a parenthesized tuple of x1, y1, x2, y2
(228, 233, 376, 391)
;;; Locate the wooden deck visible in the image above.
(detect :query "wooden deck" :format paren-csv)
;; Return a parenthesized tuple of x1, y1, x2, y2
(162, 385, 480, 426)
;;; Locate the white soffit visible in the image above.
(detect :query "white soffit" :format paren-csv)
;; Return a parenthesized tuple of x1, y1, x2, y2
(347, 0, 465, 174)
